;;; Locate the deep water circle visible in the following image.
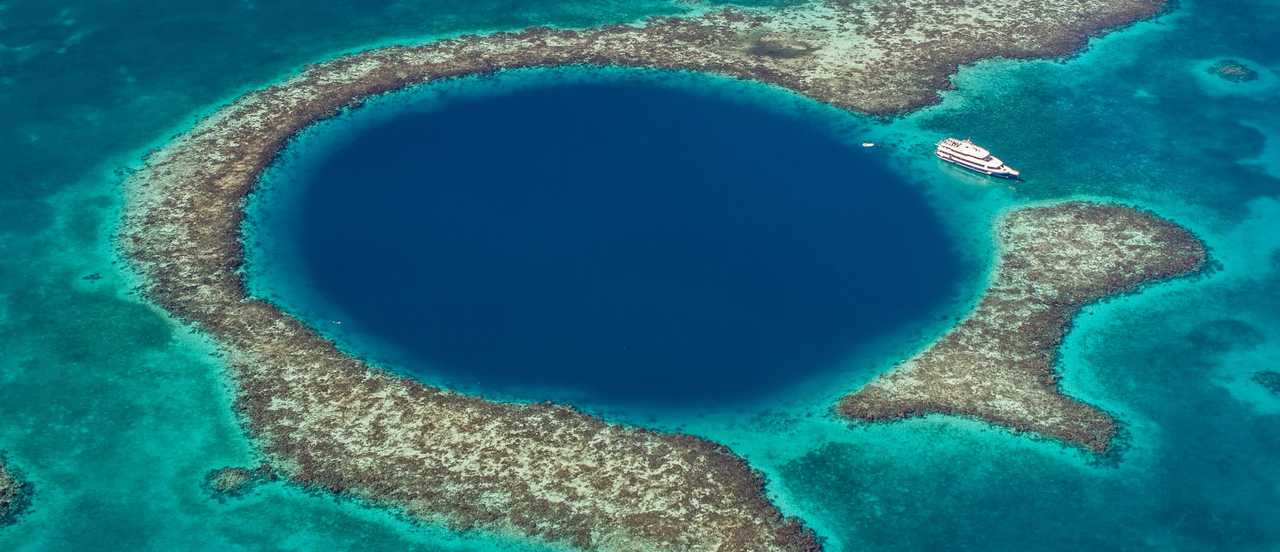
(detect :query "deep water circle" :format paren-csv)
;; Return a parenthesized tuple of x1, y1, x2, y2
(253, 75, 965, 408)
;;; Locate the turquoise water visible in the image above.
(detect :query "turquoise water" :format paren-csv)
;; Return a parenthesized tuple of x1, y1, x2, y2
(244, 69, 969, 412)
(2, 0, 1279, 550)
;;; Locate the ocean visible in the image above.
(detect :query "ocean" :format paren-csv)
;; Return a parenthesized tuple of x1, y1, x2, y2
(1, 0, 1278, 550)
(243, 68, 971, 413)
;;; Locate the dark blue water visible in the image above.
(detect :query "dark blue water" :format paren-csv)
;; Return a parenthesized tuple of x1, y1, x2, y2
(277, 79, 963, 407)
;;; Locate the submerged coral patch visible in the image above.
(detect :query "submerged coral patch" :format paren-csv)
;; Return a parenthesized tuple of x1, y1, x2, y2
(1187, 319, 1266, 354)
(1254, 371, 1280, 396)
(203, 465, 276, 501)
(1207, 59, 1260, 83)
(0, 461, 31, 527)
(1192, 56, 1278, 97)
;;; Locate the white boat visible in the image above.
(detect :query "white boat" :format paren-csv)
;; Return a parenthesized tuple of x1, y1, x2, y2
(935, 138, 1020, 179)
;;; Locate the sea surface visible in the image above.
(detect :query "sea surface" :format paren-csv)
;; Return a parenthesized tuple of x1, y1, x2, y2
(244, 70, 969, 411)
(2, 0, 1279, 550)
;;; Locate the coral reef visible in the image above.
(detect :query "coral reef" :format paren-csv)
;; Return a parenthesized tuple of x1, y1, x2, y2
(1187, 319, 1265, 354)
(203, 465, 276, 501)
(838, 203, 1206, 453)
(0, 461, 31, 527)
(1254, 371, 1280, 397)
(120, 0, 1169, 548)
(1207, 59, 1259, 83)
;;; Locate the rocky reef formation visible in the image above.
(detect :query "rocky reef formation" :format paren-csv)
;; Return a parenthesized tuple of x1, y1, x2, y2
(0, 461, 31, 527)
(1207, 59, 1259, 83)
(838, 203, 1205, 453)
(1254, 371, 1280, 397)
(203, 465, 276, 501)
(120, 0, 1169, 549)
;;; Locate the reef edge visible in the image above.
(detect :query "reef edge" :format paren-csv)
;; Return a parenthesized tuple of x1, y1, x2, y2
(837, 202, 1207, 454)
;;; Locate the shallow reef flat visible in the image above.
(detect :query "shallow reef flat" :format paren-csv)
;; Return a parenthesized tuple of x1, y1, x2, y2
(0, 461, 29, 527)
(189, 0, 1162, 117)
(120, 1, 1170, 550)
(838, 203, 1206, 453)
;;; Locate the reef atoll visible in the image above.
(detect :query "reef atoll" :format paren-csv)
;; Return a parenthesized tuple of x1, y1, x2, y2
(121, 0, 1169, 549)
(0, 461, 30, 527)
(839, 203, 1206, 453)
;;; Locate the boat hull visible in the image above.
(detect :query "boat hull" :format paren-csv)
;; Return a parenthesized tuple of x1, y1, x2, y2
(936, 152, 1020, 179)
